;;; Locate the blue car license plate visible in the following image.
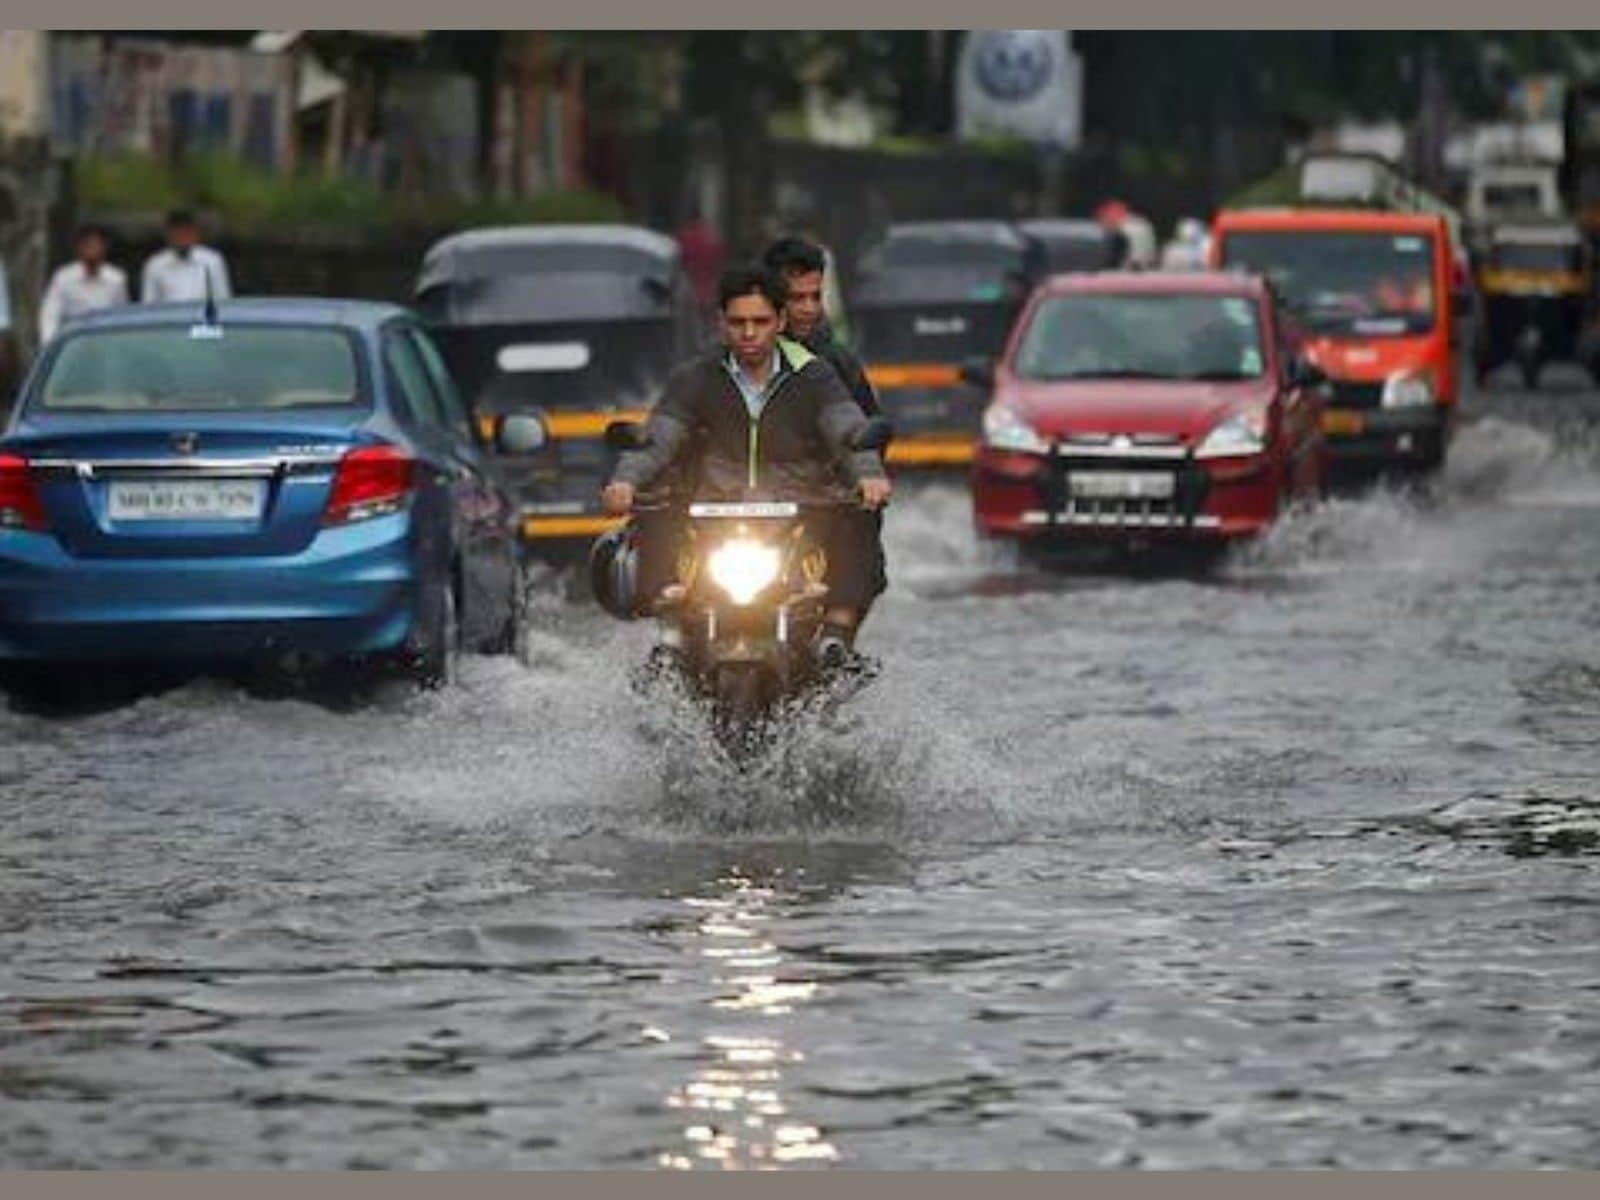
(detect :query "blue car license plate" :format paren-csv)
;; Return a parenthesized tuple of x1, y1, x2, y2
(108, 479, 267, 522)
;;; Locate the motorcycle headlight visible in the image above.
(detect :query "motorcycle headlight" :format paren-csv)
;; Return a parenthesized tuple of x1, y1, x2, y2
(1194, 411, 1267, 460)
(982, 403, 1050, 455)
(706, 537, 782, 606)
(1381, 372, 1434, 409)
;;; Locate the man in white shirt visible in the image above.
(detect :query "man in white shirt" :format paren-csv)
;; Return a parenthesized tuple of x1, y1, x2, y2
(39, 224, 131, 342)
(140, 209, 232, 305)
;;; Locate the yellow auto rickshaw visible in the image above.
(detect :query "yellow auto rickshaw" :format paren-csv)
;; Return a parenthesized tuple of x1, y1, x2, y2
(1473, 220, 1595, 390)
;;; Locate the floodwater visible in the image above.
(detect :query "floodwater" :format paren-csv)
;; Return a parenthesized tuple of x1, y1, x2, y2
(2, 376, 1599, 1168)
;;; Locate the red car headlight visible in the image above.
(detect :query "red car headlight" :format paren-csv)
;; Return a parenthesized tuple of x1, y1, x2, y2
(1194, 412, 1267, 460)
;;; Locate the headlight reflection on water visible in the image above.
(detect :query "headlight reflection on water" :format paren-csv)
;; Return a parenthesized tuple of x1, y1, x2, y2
(657, 875, 838, 1170)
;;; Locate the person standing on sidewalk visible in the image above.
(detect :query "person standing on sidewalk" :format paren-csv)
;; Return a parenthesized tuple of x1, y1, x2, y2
(140, 209, 232, 305)
(38, 223, 130, 343)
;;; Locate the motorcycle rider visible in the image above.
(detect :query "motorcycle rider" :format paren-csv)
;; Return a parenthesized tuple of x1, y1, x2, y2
(762, 235, 890, 618)
(600, 263, 892, 663)
(762, 235, 879, 417)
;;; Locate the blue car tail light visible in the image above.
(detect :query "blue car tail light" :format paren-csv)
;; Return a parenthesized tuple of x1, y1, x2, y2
(0, 455, 49, 532)
(322, 444, 416, 527)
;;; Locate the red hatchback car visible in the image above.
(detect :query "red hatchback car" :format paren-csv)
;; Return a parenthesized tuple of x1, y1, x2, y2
(971, 271, 1325, 551)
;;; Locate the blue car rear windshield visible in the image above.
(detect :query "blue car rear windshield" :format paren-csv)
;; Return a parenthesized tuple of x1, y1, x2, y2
(38, 326, 363, 413)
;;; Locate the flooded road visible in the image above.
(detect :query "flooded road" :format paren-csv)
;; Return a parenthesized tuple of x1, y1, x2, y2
(3, 376, 1600, 1168)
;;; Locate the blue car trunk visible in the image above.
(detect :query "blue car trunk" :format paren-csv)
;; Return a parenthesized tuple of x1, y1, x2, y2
(7, 413, 366, 560)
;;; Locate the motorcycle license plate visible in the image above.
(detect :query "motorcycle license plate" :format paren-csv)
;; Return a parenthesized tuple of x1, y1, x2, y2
(108, 479, 266, 521)
(1322, 410, 1365, 436)
(688, 501, 800, 519)
(1068, 471, 1175, 501)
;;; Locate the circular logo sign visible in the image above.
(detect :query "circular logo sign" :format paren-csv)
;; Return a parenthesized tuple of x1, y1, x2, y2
(973, 30, 1055, 104)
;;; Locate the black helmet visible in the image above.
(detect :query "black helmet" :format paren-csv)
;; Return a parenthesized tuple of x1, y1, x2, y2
(589, 524, 640, 620)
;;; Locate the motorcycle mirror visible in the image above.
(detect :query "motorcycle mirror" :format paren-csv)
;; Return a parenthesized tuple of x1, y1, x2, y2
(605, 419, 651, 452)
(850, 416, 895, 453)
(495, 414, 547, 456)
(960, 356, 995, 388)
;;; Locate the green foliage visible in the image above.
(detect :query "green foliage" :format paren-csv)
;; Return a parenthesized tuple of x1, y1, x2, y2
(185, 153, 383, 231)
(958, 133, 1033, 159)
(768, 110, 810, 141)
(456, 189, 626, 226)
(1225, 165, 1301, 208)
(869, 132, 949, 157)
(75, 153, 184, 213)
(75, 152, 623, 236)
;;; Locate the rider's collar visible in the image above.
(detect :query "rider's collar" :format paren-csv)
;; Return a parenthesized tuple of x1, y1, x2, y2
(724, 345, 782, 390)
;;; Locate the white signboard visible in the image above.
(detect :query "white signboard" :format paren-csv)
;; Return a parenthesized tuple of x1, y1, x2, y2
(956, 30, 1081, 151)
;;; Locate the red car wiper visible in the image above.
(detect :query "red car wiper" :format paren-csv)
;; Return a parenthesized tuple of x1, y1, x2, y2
(1026, 369, 1183, 381)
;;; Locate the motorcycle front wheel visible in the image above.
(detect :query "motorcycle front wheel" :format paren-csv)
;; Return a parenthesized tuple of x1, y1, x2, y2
(712, 662, 771, 763)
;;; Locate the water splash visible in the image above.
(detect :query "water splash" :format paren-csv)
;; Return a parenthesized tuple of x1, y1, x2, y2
(880, 481, 1019, 588)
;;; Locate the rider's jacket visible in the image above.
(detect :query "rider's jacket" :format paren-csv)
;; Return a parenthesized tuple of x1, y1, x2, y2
(802, 319, 881, 417)
(611, 337, 886, 502)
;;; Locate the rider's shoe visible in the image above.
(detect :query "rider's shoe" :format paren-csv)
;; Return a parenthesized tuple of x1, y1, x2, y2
(813, 622, 869, 676)
(814, 631, 852, 672)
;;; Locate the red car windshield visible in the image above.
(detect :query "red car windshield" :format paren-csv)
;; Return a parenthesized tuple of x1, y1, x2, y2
(1013, 293, 1265, 382)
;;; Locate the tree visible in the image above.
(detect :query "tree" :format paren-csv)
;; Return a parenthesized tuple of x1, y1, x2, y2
(570, 31, 904, 250)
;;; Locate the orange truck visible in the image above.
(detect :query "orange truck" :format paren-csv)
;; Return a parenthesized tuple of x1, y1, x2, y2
(1210, 208, 1461, 472)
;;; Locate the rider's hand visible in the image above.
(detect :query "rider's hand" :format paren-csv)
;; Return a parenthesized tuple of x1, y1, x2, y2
(858, 476, 892, 510)
(601, 481, 636, 515)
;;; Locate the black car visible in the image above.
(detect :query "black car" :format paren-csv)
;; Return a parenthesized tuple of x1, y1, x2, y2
(415, 225, 706, 558)
(850, 220, 1046, 468)
(1016, 218, 1128, 274)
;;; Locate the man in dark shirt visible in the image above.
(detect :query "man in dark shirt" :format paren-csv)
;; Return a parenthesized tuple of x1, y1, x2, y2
(762, 236, 880, 417)
(763, 236, 889, 618)
(602, 264, 890, 659)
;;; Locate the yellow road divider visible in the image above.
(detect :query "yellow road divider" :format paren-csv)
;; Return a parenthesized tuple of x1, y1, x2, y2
(886, 435, 976, 466)
(867, 364, 965, 389)
(521, 514, 626, 539)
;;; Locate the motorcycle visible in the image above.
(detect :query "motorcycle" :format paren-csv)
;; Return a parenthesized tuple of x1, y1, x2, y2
(604, 417, 893, 759)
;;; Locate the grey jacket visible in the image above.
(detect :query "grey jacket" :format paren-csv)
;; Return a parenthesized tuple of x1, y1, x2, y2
(612, 337, 885, 501)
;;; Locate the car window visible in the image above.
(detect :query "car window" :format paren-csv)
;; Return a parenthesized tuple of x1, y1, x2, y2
(36, 325, 363, 412)
(383, 328, 447, 432)
(407, 326, 474, 440)
(1013, 293, 1265, 382)
(876, 237, 1023, 273)
(1219, 230, 1437, 336)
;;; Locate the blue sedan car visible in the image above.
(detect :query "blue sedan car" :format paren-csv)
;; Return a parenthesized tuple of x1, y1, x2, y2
(0, 298, 545, 687)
